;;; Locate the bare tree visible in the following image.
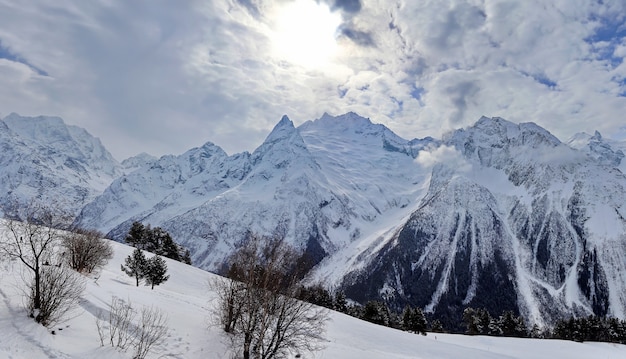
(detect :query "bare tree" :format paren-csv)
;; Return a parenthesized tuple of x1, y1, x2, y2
(212, 235, 328, 359)
(62, 228, 113, 274)
(0, 201, 76, 325)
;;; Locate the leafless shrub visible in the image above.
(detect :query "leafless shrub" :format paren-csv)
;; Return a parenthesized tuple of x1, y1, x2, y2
(133, 305, 169, 359)
(96, 296, 136, 350)
(95, 296, 169, 358)
(212, 235, 329, 359)
(27, 265, 85, 327)
(62, 228, 113, 274)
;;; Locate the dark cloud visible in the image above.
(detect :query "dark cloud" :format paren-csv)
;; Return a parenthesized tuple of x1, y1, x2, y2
(320, 0, 361, 14)
(339, 26, 375, 47)
(426, 4, 486, 51)
(236, 0, 261, 17)
(446, 81, 480, 125)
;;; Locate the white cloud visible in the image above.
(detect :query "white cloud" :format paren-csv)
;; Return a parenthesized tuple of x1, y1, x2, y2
(0, 0, 624, 161)
(415, 144, 472, 173)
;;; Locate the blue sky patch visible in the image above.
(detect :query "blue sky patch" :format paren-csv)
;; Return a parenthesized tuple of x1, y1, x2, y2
(0, 40, 48, 76)
(586, 14, 626, 67)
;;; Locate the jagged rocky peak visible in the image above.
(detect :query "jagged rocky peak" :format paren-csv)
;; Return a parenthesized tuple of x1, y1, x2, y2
(592, 130, 602, 140)
(251, 114, 313, 169)
(442, 116, 568, 171)
(300, 112, 433, 157)
(121, 152, 158, 171)
(567, 130, 625, 168)
(3, 113, 69, 142)
(453, 116, 561, 149)
(303, 111, 389, 137)
(261, 115, 299, 145)
(2, 112, 121, 172)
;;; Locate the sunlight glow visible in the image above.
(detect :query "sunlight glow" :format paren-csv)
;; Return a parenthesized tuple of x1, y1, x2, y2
(271, 0, 342, 69)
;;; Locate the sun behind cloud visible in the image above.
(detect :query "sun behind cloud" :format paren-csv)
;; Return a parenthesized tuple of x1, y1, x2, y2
(270, 0, 342, 69)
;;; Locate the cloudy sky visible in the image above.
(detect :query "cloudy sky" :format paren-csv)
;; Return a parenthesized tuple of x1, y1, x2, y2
(0, 0, 625, 160)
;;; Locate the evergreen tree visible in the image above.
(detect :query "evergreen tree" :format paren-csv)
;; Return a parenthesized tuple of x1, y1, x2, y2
(498, 311, 518, 337)
(125, 222, 146, 249)
(334, 291, 348, 313)
(121, 248, 148, 286)
(362, 301, 391, 326)
(463, 308, 480, 335)
(430, 319, 445, 333)
(144, 255, 169, 290)
(124, 222, 191, 264)
(181, 248, 192, 265)
(402, 306, 428, 335)
(530, 323, 544, 339)
(154, 228, 179, 260)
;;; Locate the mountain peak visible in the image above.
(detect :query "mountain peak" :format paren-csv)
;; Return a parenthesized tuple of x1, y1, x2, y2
(592, 130, 603, 141)
(263, 115, 297, 144)
(463, 116, 561, 147)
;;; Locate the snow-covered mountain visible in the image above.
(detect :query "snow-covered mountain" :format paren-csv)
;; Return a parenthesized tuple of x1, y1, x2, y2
(339, 117, 626, 328)
(567, 130, 626, 173)
(76, 112, 434, 271)
(5, 111, 626, 328)
(0, 113, 123, 215)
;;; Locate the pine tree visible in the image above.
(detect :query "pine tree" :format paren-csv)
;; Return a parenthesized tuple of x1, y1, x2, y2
(124, 222, 191, 265)
(181, 248, 192, 265)
(362, 301, 391, 326)
(402, 306, 428, 335)
(334, 291, 347, 313)
(125, 222, 146, 249)
(144, 255, 169, 290)
(430, 319, 445, 333)
(463, 308, 480, 335)
(121, 248, 148, 286)
(159, 232, 181, 261)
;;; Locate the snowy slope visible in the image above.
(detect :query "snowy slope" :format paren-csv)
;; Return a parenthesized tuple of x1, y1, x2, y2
(0, 113, 122, 215)
(1, 225, 625, 359)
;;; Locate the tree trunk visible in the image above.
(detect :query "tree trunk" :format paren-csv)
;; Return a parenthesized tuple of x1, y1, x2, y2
(34, 266, 41, 310)
(243, 332, 251, 359)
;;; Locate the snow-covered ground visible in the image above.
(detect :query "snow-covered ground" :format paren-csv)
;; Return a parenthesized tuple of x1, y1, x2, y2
(1, 239, 625, 359)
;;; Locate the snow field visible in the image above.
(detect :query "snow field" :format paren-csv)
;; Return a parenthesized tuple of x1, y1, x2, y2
(1, 237, 626, 358)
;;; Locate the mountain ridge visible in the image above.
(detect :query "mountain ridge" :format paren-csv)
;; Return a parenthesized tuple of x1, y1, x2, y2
(3, 111, 626, 328)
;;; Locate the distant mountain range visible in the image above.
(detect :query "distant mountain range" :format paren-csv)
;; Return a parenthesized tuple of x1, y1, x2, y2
(2, 111, 626, 328)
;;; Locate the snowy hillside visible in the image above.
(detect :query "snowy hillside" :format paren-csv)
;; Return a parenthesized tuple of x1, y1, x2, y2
(1, 229, 625, 359)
